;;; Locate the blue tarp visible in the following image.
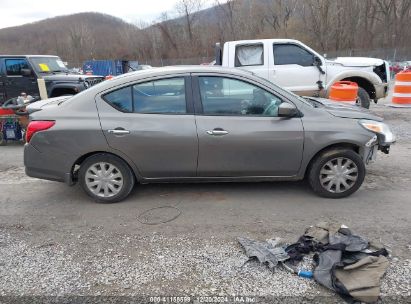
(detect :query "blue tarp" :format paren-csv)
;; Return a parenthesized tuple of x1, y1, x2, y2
(83, 60, 137, 76)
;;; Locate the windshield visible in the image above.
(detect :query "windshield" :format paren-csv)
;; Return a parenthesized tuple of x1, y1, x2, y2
(30, 57, 69, 73)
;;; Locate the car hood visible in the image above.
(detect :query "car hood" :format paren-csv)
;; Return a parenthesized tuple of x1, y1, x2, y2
(42, 74, 104, 82)
(326, 57, 384, 67)
(307, 97, 383, 121)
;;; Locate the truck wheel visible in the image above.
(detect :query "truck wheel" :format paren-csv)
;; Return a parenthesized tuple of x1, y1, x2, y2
(308, 149, 365, 198)
(356, 87, 370, 109)
(79, 153, 135, 203)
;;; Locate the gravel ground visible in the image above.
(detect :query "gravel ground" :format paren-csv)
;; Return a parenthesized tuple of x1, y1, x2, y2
(0, 92, 410, 303)
(0, 228, 409, 303)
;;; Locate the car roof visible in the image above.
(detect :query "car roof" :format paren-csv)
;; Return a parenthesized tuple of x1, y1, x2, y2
(225, 38, 301, 44)
(0, 55, 59, 58)
(70, 65, 262, 100)
(122, 65, 252, 77)
(102, 65, 254, 86)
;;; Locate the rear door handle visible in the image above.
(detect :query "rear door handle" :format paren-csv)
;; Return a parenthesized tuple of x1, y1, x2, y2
(206, 129, 229, 136)
(108, 129, 130, 135)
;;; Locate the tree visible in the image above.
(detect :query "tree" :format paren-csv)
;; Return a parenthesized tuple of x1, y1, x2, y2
(176, 0, 204, 42)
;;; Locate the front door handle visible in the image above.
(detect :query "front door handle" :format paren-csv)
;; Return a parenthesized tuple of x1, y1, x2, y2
(206, 128, 229, 136)
(108, 129, 130, 135)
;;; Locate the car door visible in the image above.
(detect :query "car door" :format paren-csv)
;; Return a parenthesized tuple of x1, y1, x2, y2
(4, 58, 39, 98)
(96, 75, 198, 178)
(193, 75, 304, 177)
(268, 43, 324, 95)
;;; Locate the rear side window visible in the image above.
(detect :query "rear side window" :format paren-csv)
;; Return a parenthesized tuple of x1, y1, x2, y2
(132, 78, 186, 114)
(273, 44, 314, 67)
(103, 86, 133, 112)
(235, 44, 264, 67)
(5, 59, 30, 76)
(103, 77, 187, 114)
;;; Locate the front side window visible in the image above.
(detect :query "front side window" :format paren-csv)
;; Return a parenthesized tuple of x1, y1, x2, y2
(235, 44, 264, 67)
(5, 59, 30, 76)
(273, 44, 314, 67)
(103, 77, 187, 114)
(199, 76, 282, 116)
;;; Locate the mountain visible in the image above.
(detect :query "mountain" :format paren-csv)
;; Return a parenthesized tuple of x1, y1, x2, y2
(0, 1, 291, 67)
(0, 12, 139, 65)
(1, 1, 406, 66)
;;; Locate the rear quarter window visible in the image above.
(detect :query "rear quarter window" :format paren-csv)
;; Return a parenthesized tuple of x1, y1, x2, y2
(235, 44, 264, 67)
(103, 86, 132, 112)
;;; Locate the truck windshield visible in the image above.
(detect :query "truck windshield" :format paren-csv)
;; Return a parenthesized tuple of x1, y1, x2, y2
(30, 57, 69, 73)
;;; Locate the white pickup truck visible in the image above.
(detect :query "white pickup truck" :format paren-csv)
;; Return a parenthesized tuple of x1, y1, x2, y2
(215, 39, 390, 108)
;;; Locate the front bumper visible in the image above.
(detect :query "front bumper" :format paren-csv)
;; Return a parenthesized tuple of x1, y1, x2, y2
(363, 132, 395, 163)
(374, 82, 389, 99)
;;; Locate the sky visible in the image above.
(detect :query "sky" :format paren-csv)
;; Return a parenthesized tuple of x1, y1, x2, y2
(0, 0, 213, 29)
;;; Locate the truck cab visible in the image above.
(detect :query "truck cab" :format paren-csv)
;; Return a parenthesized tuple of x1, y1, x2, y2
(218, 39, 390, 108)
(0, 55, 104, 104)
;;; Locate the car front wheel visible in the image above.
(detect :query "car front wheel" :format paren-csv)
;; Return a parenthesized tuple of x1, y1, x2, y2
(79, 153, 135, 203)
(308, 149, 365, 198)
(356, 87, 371, 109)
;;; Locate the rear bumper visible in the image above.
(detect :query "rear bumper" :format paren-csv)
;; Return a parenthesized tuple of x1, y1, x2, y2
(24, 143, 69, 183)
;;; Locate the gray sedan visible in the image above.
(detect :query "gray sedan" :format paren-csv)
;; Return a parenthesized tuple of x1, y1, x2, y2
(24, 66, 395, 203)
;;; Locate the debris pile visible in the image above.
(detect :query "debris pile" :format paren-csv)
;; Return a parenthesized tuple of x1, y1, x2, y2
(238, 222, 389, 303)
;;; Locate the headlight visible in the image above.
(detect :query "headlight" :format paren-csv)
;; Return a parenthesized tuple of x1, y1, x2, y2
(359, 120, 395, 144)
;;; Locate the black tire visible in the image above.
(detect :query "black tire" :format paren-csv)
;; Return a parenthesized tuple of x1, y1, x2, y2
(308, 149, 365, 198)
(356, 87, 370, 109)
(79, 153, 135, 203)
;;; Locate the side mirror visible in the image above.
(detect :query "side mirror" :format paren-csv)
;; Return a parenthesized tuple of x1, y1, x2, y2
(21, 68, 33, 77)
(215, 42, 222, 66)
(313, 56, 322, 66)
(278, 102, 298, 117)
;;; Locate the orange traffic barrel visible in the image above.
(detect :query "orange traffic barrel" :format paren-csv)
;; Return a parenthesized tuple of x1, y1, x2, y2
(329, 81, 359, 105)
(392, 71, 411, 104)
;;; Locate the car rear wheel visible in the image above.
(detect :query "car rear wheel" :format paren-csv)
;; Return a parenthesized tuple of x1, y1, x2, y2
(308, 149, 365, 198)
(79, 153, 135, 203)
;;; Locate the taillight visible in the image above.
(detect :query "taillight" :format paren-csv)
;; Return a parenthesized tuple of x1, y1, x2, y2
(26, 121, 55, 143)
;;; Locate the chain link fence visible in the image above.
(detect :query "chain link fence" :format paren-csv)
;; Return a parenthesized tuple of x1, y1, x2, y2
(66, 57, 214, 70)
(68, 48, 411, 70)
(140, 57, 214, 67)
(325, 47, 411, 62)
